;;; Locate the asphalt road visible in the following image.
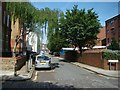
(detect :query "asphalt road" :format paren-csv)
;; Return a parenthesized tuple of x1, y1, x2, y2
(1, 55, 119, 89)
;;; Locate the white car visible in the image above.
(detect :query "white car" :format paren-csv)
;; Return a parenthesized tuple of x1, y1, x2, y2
(35, 55, 52, 69)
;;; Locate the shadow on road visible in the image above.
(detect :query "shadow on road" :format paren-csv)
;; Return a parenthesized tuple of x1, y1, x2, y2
(59, 59, 77, 63)
(2, 78, 77, 90)
(2, 79, 118, 90)
(51, 63, 60, 68)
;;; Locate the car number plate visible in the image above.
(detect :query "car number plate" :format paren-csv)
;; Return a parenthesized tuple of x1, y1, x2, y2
(40, 62, 46, 64)
(40, 60, 46, 64)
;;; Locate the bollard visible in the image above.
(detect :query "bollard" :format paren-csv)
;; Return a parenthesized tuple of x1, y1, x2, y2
(14, 63, 17, 76)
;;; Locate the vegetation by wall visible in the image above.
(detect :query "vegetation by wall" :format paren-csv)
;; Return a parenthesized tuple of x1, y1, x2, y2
(102, 50, 120, 60)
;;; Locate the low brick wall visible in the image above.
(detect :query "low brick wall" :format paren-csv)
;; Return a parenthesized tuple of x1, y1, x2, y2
(78, 52, 103, 68)
(0, 55, 27, 72)
(78, 52, 120, 70)
(65, 51, 78, 62)
(64, 50, 120, 70)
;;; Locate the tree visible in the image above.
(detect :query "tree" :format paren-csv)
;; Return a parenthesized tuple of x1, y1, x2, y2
(47, 10, 68, 52)
(59, 5, 100, 55)
(107, 40, 120, 50)
(6, 2, 41, 57)
(47, 31, 68, 52)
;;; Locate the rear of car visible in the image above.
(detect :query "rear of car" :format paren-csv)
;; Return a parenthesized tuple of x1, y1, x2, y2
(35, 55, 52, 69)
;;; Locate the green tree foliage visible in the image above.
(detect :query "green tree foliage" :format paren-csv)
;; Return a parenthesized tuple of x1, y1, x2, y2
(4, 2, 69, 57)
(6, 2, 38, 30)
(107, 40, 120, 50)
(47, 31, 68, 52)
(47, 10, 67, 52)
(59, 5, 100, 55)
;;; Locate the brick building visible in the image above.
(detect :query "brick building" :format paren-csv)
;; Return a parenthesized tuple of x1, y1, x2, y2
(1, 2, 27, 57)
(96, 27, 106, 46)
(1, 2, 12, 57)
(105, 14, 120, 47)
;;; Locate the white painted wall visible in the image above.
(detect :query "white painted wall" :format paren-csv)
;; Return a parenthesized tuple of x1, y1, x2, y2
(26, 32, 40, 53)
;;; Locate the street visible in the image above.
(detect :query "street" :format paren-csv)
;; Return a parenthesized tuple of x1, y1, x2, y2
(2, 55, 119, 89)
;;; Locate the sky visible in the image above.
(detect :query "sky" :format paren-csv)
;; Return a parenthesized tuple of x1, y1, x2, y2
(30, 2, 119, 44)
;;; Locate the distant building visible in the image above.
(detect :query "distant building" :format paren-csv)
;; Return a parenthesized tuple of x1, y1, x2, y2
(26, 32, 40, 53)
(96, 27, 106, 46)
(105, 14, 120, 46)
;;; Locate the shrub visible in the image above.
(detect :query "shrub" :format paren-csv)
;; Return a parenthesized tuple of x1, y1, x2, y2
(102, 50, 120, 60)
(107, 40, 120, 50)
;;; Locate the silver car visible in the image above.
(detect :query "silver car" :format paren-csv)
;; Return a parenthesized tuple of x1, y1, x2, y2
(35, 55, 52, 69)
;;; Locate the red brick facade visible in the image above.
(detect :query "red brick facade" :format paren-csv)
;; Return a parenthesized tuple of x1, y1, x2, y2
(77, 51, 120, 70)
(96, 27, 106, 46)
(105, 14, 120, 46)
(1, 2, 27, 57)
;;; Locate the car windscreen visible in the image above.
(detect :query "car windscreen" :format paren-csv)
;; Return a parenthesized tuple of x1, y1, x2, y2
(37, 56, 50, 61)
(37, 56, 44, 61)
(44, 56, 50, 60)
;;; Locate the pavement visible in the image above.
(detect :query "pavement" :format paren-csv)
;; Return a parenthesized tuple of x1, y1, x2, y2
(0, 63, 35, 81)
(57, 57, 120, 78)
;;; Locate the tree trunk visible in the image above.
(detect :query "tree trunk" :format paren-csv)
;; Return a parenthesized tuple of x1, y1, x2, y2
(79, 46, 83, 57)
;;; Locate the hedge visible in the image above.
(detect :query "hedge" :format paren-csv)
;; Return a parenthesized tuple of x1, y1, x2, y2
(102, 50, 120, 60)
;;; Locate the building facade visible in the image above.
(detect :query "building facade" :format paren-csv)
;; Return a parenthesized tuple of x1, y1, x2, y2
(1, 2, 12, 57)
(96, 27, 106, 46)
(105, 14, 120, 47)
(1, 2, 27, 57)
(26, 31, 40, 53)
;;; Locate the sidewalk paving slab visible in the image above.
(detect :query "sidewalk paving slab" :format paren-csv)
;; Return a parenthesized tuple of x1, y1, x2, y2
(0, 65, 35, 81)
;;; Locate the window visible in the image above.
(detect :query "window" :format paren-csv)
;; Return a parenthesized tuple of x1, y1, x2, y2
(107, 30, 110, 33)
(7, 15, 9, 27)
(3, 11, 6, 24)
(111, 37, 115, 41)
(107, 38, 109, 43)
(111, 28, 115, 35)
(118, 29, 120, 33)
(110, 19, 115, 26)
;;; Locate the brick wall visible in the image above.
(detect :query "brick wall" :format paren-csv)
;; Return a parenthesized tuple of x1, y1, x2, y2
(0, 55, 27, 72)
(65, 51, 78, 62)
(77, 51, 120, 70)
(96, 27, 106, 46)
(78, 52, 103, 68)
(64, 50, 120, 70)
(106, 14, 120, 45)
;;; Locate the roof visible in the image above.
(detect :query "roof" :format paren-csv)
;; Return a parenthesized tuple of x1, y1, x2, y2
(105, 14, 120, 22)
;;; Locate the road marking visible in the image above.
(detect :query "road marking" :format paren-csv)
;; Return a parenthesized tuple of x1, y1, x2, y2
(33, 71, 38, 81)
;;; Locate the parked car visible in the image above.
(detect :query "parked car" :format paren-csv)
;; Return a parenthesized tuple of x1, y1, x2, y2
(35, 55, 52, 69)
